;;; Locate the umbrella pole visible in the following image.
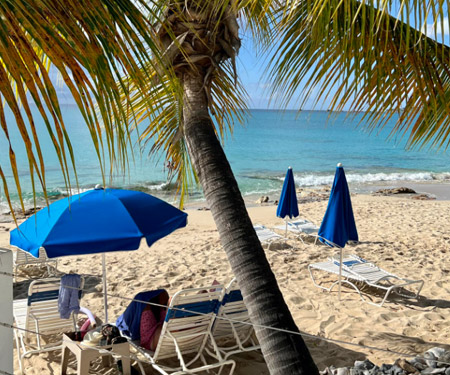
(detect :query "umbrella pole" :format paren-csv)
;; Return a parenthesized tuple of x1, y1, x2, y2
(102, 253, 108, 323)
(285, 218, 288, 238)
(338, 248, 343, 301)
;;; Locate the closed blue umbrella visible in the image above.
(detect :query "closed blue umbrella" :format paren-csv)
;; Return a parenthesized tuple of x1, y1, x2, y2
(318, 164, 358, 299)
(10, 187, 187, 321)
(277, 167, 299, 237)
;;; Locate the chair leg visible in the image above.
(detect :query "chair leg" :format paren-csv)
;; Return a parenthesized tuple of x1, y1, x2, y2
(61, 346, 70, 375)
(14, 330, 24, 375)
(77, 354, 91, 375)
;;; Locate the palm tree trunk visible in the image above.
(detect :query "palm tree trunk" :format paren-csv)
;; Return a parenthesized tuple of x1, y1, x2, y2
(182, 72, 319, 375)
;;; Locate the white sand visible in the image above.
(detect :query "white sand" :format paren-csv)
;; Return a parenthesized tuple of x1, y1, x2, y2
(2, 194, 450, 374)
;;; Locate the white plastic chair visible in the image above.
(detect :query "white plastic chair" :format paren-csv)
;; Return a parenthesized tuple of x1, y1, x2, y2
(128, 286, 236, 375)
(209, 278, 260, 359)
(13, 248, 58, 281)
(14, 277, 84, 373)
(253, 224, 284, 249)
(274, 219, 319, 244)
(308, 254, 424, 306)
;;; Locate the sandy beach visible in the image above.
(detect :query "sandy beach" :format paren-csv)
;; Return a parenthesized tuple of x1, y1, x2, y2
(2, 193, 450, 374)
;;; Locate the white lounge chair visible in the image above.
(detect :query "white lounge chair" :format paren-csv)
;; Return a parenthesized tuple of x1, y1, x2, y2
(13, 248, 58, 281)
(274, 219, 319, 244)
(253, 224, 284, 249)
(209, 278, 260, 359)
(14, 277, 84, 373)
(128, 286, 236, 375)
(308, 254, 424, 307)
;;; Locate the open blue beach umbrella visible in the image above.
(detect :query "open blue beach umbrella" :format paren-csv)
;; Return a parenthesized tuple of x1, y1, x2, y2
(10, 187, 188, 321)
(318, 164, 358, 299)
(277, 167, 299, 236)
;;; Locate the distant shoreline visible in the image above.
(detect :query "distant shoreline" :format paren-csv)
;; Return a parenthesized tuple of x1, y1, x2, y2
(183, 179, 450, 212)
(1, 179, 449, 223)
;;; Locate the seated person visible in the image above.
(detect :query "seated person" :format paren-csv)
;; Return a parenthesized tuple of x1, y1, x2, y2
(116, 282, 219, 350)
(116, 289, 169, 350)
(140, 290, 169, 350)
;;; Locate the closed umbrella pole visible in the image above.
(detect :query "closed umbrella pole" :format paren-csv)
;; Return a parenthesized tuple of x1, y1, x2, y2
(318, 163, 358, 301)
(277, 167, 299, 237)
(339, 247, 343, 301)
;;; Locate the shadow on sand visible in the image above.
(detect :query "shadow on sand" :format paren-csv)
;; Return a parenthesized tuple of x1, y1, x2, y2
(13, 271, 102, 300)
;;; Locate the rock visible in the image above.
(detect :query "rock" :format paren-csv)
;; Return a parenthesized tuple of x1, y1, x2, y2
(255, 196, 269, 204)
(409, 357, 427, 371)
(7, 206, 42, 218)
(197, 207, 210, 211)
(395, 359, 419, 374)
(380, 364, 393, 373)
(354, 359, 376, 371)
(427, 348, 448, 362)
(319, 348, 450, 375)
(388, 365, 406, 375)
(374, 187, 416, 195)
(437, 352, 450, 367)
(421, 368, 446, 374)
(411, 194, 436, 200)
(424, 351, 438, 368)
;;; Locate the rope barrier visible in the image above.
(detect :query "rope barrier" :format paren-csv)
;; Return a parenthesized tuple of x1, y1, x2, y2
(5, 270, 450, 368)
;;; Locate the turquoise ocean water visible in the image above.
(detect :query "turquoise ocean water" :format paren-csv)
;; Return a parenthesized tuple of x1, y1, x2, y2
(1, 106, 450, 212)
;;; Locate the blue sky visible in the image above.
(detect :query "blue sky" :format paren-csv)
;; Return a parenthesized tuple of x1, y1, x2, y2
(236, 13, 450, 111)
(51, 14, 450, 111)
(236, 32, 324, 110)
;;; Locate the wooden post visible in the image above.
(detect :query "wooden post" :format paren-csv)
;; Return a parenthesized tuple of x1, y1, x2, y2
(0, 248, 13, 374)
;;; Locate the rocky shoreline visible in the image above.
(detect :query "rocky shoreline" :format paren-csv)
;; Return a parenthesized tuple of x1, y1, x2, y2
(320, 347, 450, 375)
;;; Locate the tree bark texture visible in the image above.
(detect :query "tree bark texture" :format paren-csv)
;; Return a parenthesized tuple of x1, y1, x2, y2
(182, 72, 319, 375)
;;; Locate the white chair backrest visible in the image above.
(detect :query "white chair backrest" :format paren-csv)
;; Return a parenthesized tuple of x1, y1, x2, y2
(213, 279, 253, 341)
(15, 248, 49, 265)
(154, 286, 223, 361)
(24, 277, 82, 339)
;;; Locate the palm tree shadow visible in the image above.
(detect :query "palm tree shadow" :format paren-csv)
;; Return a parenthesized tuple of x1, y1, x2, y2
(337, 283, 450, 310)
(390, 294, 450, 309)
(305, 335, 366, 369)
(13, 273, 102, 300)
(228, 334, 367, 373)
(369, 332, 450, 353)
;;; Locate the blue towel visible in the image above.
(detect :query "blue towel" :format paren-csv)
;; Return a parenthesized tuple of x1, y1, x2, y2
(58, 274, 81, 319)
(116, 290, 164, 341)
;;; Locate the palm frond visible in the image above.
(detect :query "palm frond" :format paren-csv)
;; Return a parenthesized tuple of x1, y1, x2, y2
(113, 55, 248, 207)
(270, 0, 450, 149)
(0, 0, 165, 214)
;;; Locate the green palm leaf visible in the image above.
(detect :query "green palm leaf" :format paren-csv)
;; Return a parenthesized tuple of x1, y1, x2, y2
(0, 0, 165, 220)
(270, 0, 450, 150)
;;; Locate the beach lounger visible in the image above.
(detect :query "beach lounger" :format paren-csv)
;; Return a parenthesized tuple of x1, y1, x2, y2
(254, 224, 284, 249)
(13, 248, 58, 281)
(125, 286, 236, 375)
(274, 219, 319, 244)
(14, 277, 84, 373)
(308, 254, 424, 307)
(209, 278, 260, 359)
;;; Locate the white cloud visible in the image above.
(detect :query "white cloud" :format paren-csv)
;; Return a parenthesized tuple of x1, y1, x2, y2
(421, 17, 450, 38)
